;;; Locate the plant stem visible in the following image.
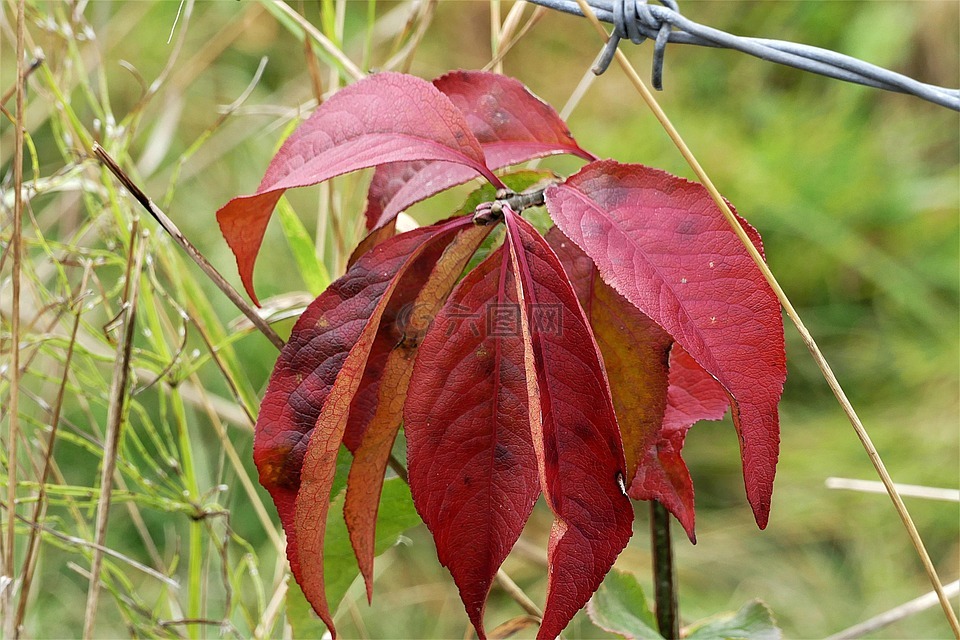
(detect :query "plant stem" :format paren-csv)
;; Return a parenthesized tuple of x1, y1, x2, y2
(650, 502, 678, 639)
(82, 224, 146, 640)
(93, 144, 285, 351)
(495, 570, 542, 619)
(4, 1, 26, 635)
(171, 392, 203, 640)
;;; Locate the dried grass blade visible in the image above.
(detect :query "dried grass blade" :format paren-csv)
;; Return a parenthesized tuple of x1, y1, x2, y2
(81, 224, 147, 640)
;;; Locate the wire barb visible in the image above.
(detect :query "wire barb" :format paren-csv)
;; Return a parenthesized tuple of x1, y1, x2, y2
(596, 0, 676, 89)
(531, 0, 960, 110)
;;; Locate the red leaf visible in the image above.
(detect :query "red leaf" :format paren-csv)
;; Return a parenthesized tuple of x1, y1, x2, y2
(405, 244, 540, 638)
(343, 224, 491, 601)
(545, 227, 671, 490)
(548, 227, 732, 541)
(630, 344, 729, 540)
(437, 71, 594, 170)
(347, 218, 398, 270)
(663, 345, 730, 434)
(545, 161, 785, 528)
(215, 72, 500, 304)
(504, 212, 633, 640)
(254, 217, 471, 635)
(364, 71, 594, 232)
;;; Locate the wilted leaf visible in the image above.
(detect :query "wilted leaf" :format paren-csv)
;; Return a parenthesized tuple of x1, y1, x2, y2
(405, 244, 540, 637)
(363, 71, 593, 232)
(545, 161, 785, 528)
(586, 569, 663, 640)
(505, 211, 633, 640)
(216, 72, 499, 303)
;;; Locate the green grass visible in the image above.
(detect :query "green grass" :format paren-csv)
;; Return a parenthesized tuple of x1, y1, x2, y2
(1, 1, 957, 638)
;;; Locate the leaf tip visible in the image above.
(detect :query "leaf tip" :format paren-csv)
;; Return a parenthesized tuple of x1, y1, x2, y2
(364, 579, 374, 605)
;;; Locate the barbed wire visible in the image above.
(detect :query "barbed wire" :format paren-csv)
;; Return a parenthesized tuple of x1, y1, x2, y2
(525, 0, 960, 111)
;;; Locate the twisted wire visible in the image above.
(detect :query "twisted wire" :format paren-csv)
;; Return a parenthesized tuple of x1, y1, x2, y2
(525, 0, 960, 111)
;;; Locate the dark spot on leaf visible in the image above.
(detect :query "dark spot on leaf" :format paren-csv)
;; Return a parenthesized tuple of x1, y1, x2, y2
(675, 219, 701, 235)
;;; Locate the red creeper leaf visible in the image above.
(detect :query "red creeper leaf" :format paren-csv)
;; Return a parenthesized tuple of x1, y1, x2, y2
(254, 217, 472, 635)
(505, 212, 634, 640)
(364, 71, 594, 232)
(549, 227, 731, 541)
(545, 161, 786, 528)
(215, 72, 500, 304)
(630, 344, 729, 540)
(545, 227, 671, 490)
(405, 244, 540, 638)
(343, 224, 491, 600)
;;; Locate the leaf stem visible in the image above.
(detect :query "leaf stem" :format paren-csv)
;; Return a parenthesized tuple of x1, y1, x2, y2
(472, 186, 550, 226)
(650, 502, 678, 639)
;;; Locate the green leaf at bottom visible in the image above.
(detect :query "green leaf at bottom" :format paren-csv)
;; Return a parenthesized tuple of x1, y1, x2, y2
(286, 476, 420, 637)
(587, 568, 663, 640)
(684, 600, 781, 640)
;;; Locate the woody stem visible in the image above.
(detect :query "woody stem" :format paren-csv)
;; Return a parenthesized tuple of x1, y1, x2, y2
(651, 501, 679, 638)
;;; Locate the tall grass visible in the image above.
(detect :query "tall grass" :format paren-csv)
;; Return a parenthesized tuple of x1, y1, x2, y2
(1, 1, 957, 638)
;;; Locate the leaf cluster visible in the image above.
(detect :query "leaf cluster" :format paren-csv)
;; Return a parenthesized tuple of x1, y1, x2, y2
(216, 71, 786, 638)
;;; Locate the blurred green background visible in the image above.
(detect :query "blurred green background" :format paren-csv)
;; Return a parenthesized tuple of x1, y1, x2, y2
(1, 1, 957, 638)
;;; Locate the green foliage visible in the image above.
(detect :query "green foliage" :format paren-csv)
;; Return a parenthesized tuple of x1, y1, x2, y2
(277, 196, 331, 296)
(685, 600, 781, 640)
(322, 478, 421, 627)
(588, 569, 782, 640)
(587, 569, 663, 639)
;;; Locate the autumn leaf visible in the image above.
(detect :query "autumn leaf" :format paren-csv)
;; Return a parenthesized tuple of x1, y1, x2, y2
(343, 223, 491, 599)
(545, 161, 786, 528)
(347, 219, 398, 270)
(548, 227, 729, 541)
(545, 227, 672, 490)
(363, 71, 593, 233)
(254, 217, 475, 634)
(629, 344, 730, 541)
(405, 244, 540, 638)
(236, 72, 788, 639)
(504, 211, 634, 640)
(215, 72, 501, 304)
